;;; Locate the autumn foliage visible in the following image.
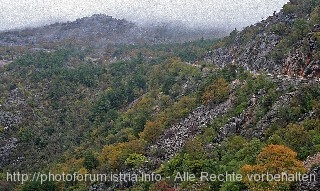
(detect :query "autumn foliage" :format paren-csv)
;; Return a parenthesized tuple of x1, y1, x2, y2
(201, 78, 229, 104)
(139, 120, 164, 143)
(100, 139, 146, 171)
(241, 144, 306, 191)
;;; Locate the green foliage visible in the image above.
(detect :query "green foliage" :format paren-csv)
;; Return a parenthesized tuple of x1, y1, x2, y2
(232, 74, 277, 116)
(148, 57, 201, 97)
(112, 97, 154, 136)
(125, 153, 147, 168)
(139, 120, 164, 143)
(299, 85, 320, 112)
(83, 151, 99, 171)
(268, 123, 315, 160)
(201, 127, 217, 144)
(278, 105, 301, 124)
(283, 124, 312, 159)
(91, 88, 124, 123)
(289, 19, 309, 43)
(226, 28, 238, 47)
(209, 115, 229, 131)
(220, 181, 245, 191)
(183, 137, 205, 160)
(310, 5, 320, 25)
(22, 181, 58, 191)
(18, 128, 33, 142)
(267, 134, 284, 145)
(100, 139, 146, 171)
(35, 137, 48, 149)
(235, 138, 264, 165)
(158, 135, 263, 190)
(16, 49, 69, 68)
(139, 95, 197, 143)
(274, 84, 320, 126)
(303, 119, 320, 131)
(282, 0, 318, 17)
(222, 135, 247, 153)
(270, 23, 290, 36)
(261, 89, 277, 110)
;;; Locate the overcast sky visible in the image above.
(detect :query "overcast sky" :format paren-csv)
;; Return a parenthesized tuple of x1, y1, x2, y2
(0, 0, 289, 31)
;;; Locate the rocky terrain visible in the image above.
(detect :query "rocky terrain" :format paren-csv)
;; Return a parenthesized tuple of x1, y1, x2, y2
(146, 73, 318, 159)
(1, 0, 320, 190)
(296, 167, 320, 191)
(149, 93, 233, 161)
(205, 11, 320, 79)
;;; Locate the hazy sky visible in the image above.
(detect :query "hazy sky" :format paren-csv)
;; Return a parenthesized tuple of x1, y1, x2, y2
(0, 0, 289, 31)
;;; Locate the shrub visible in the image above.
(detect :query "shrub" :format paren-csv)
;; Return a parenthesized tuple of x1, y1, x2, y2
(202, 78, 229, 104)
(241, 144, 306, 191)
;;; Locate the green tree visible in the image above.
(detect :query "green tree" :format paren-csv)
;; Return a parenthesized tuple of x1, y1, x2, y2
(83, 151, 99, 172)
(22, 181, 58, 191)
(125, 153, 147, 168)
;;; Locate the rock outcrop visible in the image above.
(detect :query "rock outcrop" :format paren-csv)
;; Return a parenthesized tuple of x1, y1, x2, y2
(149, 74, 319, 167)
(149, 95, 233, 161)
(205, 10, 320, 79)
(296, 167, 320, 191)
(0, 137, 18, 167)
(0, 110, 22, 130)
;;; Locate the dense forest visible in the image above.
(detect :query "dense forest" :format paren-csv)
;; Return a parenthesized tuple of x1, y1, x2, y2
(1, 0, 320, 191)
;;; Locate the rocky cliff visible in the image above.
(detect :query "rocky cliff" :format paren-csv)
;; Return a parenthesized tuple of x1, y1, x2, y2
(205, 5, 320, 79)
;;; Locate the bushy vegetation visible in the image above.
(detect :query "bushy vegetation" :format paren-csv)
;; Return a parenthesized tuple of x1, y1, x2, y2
(2, 1, 320, 190)
(2, 40, 320, 190)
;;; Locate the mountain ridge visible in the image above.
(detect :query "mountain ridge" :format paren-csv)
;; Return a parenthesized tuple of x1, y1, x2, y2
(205, 7, 320, 79)
(0, 14, 227, 49)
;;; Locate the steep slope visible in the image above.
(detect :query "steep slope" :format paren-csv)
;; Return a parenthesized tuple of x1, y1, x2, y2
(206, 0, 320, 78)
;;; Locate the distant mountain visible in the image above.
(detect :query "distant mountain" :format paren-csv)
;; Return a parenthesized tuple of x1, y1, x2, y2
(0, 14, 227, 49)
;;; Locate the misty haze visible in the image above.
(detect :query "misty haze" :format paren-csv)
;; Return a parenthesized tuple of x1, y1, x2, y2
(1, 0, 288, 31)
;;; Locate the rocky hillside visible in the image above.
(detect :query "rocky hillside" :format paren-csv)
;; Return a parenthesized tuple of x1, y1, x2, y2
(205, 1, 320, 79)
(1, 0, 320, 191)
